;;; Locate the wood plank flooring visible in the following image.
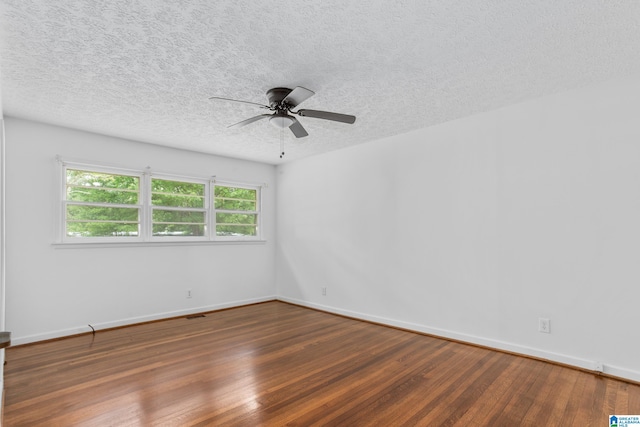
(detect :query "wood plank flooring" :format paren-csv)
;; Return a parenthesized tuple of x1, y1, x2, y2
(3, 301, 639, 426)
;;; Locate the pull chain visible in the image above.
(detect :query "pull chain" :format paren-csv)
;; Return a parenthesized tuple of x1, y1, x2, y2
(279, 128, 285, 158)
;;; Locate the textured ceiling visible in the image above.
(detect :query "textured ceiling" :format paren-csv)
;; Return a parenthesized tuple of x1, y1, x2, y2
(1, 1, 639, 164)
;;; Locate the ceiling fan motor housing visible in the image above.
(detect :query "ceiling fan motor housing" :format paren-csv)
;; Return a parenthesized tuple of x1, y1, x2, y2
(266, 87, 293, 109)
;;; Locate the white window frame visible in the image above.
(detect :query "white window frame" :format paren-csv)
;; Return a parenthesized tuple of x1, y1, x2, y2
(60, 162, 145, 244)
(213, 180, 262, 242)
(148, 173, 210, 242)
(57, 159, 264, 245)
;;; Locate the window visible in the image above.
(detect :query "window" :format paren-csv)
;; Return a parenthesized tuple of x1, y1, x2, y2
(214, 184, 259, 238)
(64, 168, 141, 239)
(151, 178, 207, 238)
(60, 161, 263, 244)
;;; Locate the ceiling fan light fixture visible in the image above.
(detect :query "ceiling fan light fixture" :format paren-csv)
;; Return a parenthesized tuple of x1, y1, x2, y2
(269, 114, 295, 129)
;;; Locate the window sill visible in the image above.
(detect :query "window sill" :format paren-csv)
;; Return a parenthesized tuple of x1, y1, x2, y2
(52, 240, 267, 249)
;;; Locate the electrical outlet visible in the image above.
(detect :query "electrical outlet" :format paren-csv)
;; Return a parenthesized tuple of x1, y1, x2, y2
(538, 318, 550, 333)
(322, 287, 327, 296)
(187, 289, 192, 299)
(594, 361, 604, 373)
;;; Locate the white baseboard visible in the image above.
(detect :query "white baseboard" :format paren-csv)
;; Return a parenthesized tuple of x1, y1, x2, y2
(278, 296, 640, 384)
(10, 295, 277, 346)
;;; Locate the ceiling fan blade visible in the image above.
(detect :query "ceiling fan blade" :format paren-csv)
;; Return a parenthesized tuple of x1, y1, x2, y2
(296, 109, 356, 124)
(289, 117, 309, 138)
(282, 86, 315, 108)
(228, 114, 272, 129)
(209, 96, 269, 109)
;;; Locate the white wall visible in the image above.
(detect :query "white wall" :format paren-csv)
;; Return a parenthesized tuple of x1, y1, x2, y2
(276, 78, 640, 382)
(5, 117, 277, 344)
(0, 75, 5, 396)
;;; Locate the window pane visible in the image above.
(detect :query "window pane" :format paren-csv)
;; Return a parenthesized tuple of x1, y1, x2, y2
(214, 199, 256, 211)
(152, 179, 205, 208)
(66, 170, 139, 205)
(67, 187, 139, 204)
(67, 205, 139, 222)
(214, 186, 256, 201)
(151, 193, 204, 208)
(216, 224, 257, 237)
(67, 169, 139, 190)
(216, 213, 257, 236)
(152, 179, 204, 196)
(152, 210, 205, 223)
(67, 222, 139, 237)
(214, 186, 257, 211)
(216, 213, 257, 225)
(152, 224, 206, 237)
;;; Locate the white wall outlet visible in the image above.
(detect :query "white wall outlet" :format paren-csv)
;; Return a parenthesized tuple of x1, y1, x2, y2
(538, 318, 550, 333)
(187, 289, 192, 299)
(321, 287, 327, 296)
(594, 361, 604, 373)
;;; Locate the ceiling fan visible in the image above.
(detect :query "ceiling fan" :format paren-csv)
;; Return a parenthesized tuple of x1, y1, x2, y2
(209, 86, 356, 139)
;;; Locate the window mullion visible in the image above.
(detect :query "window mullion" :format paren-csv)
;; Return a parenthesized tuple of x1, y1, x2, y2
(141, 169, 151, 241)
(216, 209, 258, 215)
(151, 206, 206, 213)
(205, 179, 212, 240)
(59, 163, 68, 243)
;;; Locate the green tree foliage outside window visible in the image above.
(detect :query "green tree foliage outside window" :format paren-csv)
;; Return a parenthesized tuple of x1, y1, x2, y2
(151, 178, 206, 237)
(65, 169, 140, 237)
(214, 186, 258, 237)
(64, 166, 262, 241)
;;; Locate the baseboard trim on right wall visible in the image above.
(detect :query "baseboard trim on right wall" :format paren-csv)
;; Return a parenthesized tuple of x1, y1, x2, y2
(277, 296, 640, 385)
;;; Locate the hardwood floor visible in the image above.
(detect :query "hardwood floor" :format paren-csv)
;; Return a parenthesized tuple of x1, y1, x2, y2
(3, 301, 639, 426)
